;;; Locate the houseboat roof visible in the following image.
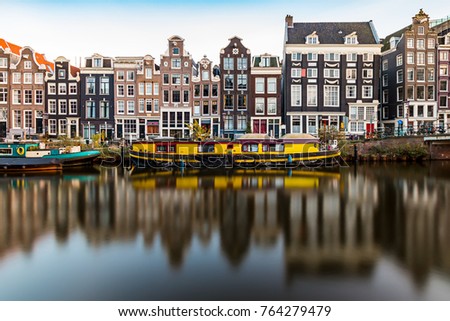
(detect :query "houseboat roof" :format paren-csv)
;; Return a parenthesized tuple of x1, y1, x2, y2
(281, 133, 319, 140)
(236, 134, 271, 140)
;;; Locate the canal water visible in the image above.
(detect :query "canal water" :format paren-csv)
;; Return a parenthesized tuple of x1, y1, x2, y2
(1, 162, 450, 301)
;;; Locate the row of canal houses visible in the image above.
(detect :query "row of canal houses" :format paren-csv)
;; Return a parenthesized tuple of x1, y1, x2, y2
(1, 9, 450, 141)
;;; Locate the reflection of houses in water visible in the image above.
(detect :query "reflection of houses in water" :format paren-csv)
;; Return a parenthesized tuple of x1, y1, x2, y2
(283, 171, 379, 277)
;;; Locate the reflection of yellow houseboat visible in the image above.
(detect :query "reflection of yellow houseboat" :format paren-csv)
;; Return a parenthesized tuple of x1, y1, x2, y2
(131, 169, 341, 190)
(129, 134, 340, 169)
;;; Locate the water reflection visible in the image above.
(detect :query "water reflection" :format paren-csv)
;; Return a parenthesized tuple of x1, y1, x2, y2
(0, 163, 450, 299)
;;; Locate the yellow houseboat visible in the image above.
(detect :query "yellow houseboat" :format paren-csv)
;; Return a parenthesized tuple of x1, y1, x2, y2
(129, 133, 340, 169)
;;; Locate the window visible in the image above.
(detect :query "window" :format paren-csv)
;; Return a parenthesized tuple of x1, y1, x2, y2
(224, 95, 233, 109)
(117, 71, 124, 81)
(345, 35, 358, 44)
(440, 96, 448, 107)
(23, 73, 32, 84)
(237, 57, 247, 70)
(193, 101, 200, 115)
(291, 85, 301, 106)
(212, 101, 218, 114)
(308, 53, 318, 61)
(99, 101, 109, 118)
(397, 70, 404, 83)
(417, 39, 425, 49)
(363, 69, 373, 79)
(324, 69, 339, 78)
(183, 74, 189, 84)
(69, 83, 77, 94)
(267, 78, 276, 93)
(0, 71, 7, 84)
(291, 68, 301, 78)
(194, 85, 200, 97)
(201, 70, 209, 81)
(13, 73, 21, 84)
(171, 74, 181, 85)
(138, 83, 144, 95)
(407, 68, 414, 81)
(397, 87, 404, 102)
(363, 53, 373, 62)
(418, 26, 424, 35)
(427, 38, 435, 49)
(93, 58, 102, 67)
(255, 98, 264, 114)
(383, 90, 389, 103)
(86, 101, 96, 118)
(154, 83, 159, 95)
(346, 69, 357, 80)
(224, 115, 234, 130)
(346, 85, 356, 98)
(407, 85, 414, 100)
(24, 61, 32, 69)
(417, 68, 425, 81)
(255, 78, 265, 93)
(441, 80, 448, 91)
(202, 101, 209, 115)
(362, 86, 373, 99)
(183, 90, 189, 103)
(0, 58, 7, 67)
(440, 51, 449, 61)
(237, 74, 247, 90)
(237, 115, 246, 131)
(223, 58, 234, 70)
(441, 65, 449, 76)
(397, 104, 404, 117)
(48, 119, 56, 134)
(427, 52, 434, 64)
(127, 85, 134, 97)
(428, 69, 434, 81)
(127, 101, 135, 114)
(146, 83, 152, 95)
(417, 52, 425, 65)
(100, 77, 109, 95)
(35, 90, 43, 104)
(267, 98, 276, 114)
(13, 90, 21, 104)
(307, 116, 317, 134)
(324, 53, 340, 61)
(305, 35, 318, 44)
(171, 58, 181, 68)
(145, 68, 152, 79)
(59, 100, 67, 114)
(224, 74, 233, 90)
(86, 77, 95, 94)
(323, 85, 339, 107)
(238, 95, 247, 109)
(307, 85, 317, 106)
(59, 119, 67, 135)
(396, 54, 403, 66)
(382, 60, 388, 71)
(117, 100, 125, 114)
(163, 74, 169, 84)
(24, 90, 32, 104)
(48, 100, 56, 114)
(406, 38, 414, 49)
(145, 99, 152, 112)
(127, 71, 134, 81)
(417, 105, 424, 117)
(428, 86, 434, 100)
(417, 86, 425, 100)
(70, 100, 77, 114)
(0, 88, 7, 103)
(407, 52, 414, 64)
(307, 68, 317, 78)
(172, 47, 179, 55)
(347, 53, 357, 62)
(291, 53, 302, 61)
(172, 90, 180, 103)
(382, 74, 388, 87)
(58, 83, 67, 95)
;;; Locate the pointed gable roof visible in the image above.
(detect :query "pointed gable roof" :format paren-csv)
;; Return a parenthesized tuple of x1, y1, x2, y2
(286, 22, 379, 45)
(0, 38, 54, 72)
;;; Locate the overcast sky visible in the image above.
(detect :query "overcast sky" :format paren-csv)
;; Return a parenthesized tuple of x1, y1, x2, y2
(1, 0, 449, 66)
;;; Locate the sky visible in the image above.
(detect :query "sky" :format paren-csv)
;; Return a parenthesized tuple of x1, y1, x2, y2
(1, 0, 449, 67)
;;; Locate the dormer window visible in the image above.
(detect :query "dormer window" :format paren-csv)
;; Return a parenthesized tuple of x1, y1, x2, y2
(24, 61, 32, 69)
(344, 32, 358, 44)
(173, 47, 179, 55)
(305, 32, 319, 44)
(418, 26, 425, 35)
(93, 58, 102, 68)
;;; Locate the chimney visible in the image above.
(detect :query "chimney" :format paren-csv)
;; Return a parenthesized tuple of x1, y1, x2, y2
(285, 15, 293, 28)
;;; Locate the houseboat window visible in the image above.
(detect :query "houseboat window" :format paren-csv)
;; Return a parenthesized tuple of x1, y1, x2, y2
(275, 144, 284, 152)
(0, 148, 13, 155)
(169, 145, 175, 152)
(250, 144, 258, 152)
(156, 145, 167, 152)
